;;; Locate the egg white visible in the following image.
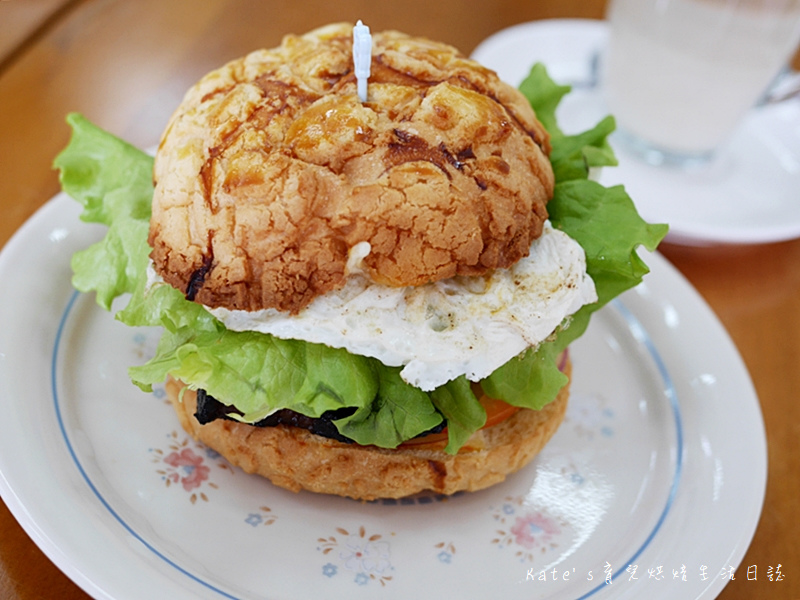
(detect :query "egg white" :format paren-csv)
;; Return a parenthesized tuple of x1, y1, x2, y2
(208, 221, 597, 391)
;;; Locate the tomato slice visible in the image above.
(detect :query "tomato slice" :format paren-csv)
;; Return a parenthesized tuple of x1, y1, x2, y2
(480, 396, 520, 429)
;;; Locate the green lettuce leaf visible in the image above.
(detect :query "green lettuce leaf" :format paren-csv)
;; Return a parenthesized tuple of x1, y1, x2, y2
(335, 364, 444, 448)
(521, 63, 618, 182)
(481, 332, 568, 410)
(129, 320, 379, 422)
(56, 63, 666, 455)
(55, 113, 154, 310)
(551, 180, 666, 307)
(429, 377, 487, 454)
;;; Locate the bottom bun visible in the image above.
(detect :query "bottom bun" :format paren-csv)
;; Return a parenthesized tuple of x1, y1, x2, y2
(165, 359, 571, 501)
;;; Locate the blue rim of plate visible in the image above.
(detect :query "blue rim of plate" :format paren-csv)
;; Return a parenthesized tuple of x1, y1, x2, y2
(51, 290, 683, 600)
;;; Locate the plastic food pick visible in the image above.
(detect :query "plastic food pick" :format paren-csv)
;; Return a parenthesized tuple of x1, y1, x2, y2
(353, 20, 372, 102)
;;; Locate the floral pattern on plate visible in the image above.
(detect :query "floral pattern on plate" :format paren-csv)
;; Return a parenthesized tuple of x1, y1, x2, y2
(490, 495, 571, 563)
(244, 506, 278, 527)
(150, 431, 234, 503)
(434, 541, 457, 564)
(318, 526, 394, 586)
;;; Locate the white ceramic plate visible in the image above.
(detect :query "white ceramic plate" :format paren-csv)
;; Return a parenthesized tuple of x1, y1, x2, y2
(472, 19, 800, 246)
(0, 194, 766, 599)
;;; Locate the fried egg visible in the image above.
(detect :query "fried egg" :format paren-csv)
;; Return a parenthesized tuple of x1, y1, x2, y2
(207, 221, 597, 391)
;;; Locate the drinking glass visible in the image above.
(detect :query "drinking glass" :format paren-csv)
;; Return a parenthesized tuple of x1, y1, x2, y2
(603, 0, 800, 165)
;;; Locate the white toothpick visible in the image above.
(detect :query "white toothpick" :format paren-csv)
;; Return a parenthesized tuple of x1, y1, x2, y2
(353, 20, 372, 103)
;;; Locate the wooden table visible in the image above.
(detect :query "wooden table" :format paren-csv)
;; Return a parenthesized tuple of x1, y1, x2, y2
(0, 1, 797, 598)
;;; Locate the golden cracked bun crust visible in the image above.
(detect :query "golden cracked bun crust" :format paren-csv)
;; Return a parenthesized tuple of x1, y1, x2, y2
(150, 23, 555, 314)
(164, 357, 570, 501)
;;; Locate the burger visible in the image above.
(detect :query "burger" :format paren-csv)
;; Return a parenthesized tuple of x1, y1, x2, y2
(55, 23, 666, 501)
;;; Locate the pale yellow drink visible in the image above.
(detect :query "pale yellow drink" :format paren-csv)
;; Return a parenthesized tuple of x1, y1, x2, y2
(604, 0, 800, 160)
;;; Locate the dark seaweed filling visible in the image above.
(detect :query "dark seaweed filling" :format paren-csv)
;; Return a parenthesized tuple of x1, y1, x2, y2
(194, 389, 447, 444)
